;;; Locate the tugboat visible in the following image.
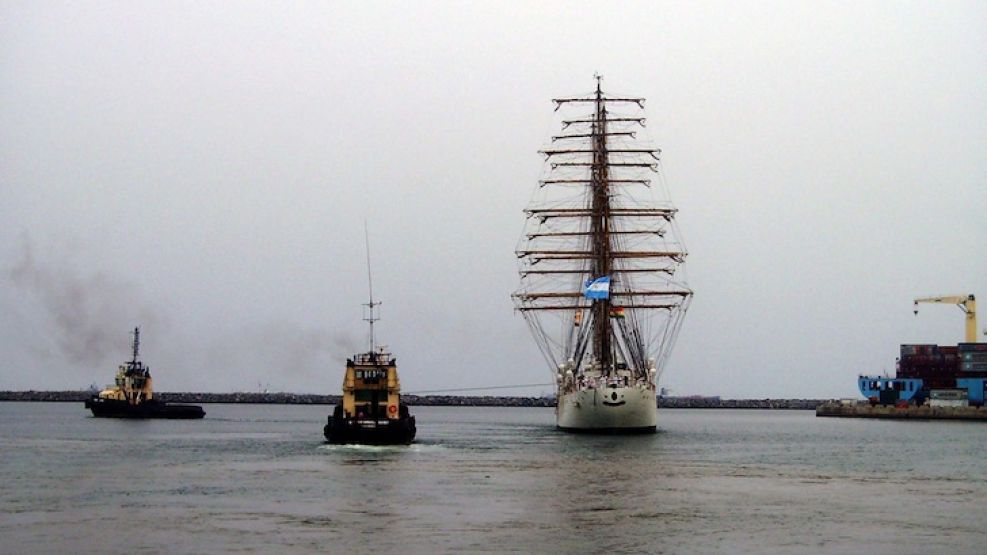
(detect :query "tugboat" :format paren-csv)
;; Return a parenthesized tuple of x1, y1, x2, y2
(323, 346, 416, 444)
(323, 230, 416, 444)
(85, 327, 205, 419)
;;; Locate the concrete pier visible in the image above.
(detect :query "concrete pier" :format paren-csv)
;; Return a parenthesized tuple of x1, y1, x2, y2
(816, 402, 987, 420)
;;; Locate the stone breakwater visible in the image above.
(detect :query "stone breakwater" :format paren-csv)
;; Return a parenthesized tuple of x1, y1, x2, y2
(660, 397, 826, 410)
(0, 390, 827, 409)
(0, 390, 553, 406)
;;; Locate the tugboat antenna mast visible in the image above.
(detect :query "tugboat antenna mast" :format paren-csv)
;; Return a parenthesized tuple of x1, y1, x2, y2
(363, 222, 380, 353)
(131, 326, 140, 366)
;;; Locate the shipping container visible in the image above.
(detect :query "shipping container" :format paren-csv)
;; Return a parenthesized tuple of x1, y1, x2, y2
(956, 378, 987, 405)
(930, 398, 969, 408)
(930, 388, 968, 401)
(900, 344, 939, 357)
(929, 392, 968, 406)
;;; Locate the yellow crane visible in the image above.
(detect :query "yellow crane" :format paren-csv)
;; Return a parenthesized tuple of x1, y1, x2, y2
(913, 294, 979, 343)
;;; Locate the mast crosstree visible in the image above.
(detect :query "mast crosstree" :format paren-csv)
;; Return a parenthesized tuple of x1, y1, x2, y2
(513, 77, 692, 383)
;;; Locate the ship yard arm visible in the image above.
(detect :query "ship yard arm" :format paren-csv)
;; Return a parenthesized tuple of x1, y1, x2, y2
(540, 149, 659, 159)
(552, 132, 637, 141)
(539, 179, 652, 187)
(524, 208, 676, 220)
(527, 230, 665, 239)
(553, 97, 645, 110)
(514, 291, 691, 300)
(521, 268, 674, 276)
(562, 117, 644, 129)
(552, 162, 658, 170)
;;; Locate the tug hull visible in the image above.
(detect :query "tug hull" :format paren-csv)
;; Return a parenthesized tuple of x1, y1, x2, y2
(324, 412, 416, 445)
(85, 398, 205, 419)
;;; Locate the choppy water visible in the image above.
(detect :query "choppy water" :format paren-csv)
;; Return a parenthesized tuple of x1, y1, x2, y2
(1, 402, 985, 554)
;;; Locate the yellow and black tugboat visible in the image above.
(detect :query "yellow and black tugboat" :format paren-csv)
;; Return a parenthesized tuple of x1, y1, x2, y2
(85, 327, 205, 419)
(323, 346, 415, 444)
(323, 231, 415, 444)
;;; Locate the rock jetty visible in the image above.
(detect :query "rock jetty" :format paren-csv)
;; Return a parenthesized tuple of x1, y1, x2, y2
(1, 390, 825, 409)
(659, 397, 825, 410)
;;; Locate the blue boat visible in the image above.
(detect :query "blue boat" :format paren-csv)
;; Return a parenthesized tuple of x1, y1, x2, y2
(857, 376, 924, 404)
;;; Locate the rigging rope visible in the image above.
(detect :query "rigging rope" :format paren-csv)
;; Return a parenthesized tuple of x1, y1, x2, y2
(403, 383, 555, 395)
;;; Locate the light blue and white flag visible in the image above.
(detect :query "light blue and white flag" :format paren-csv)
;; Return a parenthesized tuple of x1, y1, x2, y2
(583, 276, 611, 300)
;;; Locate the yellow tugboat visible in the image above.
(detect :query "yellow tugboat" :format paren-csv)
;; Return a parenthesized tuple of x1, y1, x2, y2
(323, 346, 415, 444)
(323, 229, 415, 444)
(85, 327, 205, 419)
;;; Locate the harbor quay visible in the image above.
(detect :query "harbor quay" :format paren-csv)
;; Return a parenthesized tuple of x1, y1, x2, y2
(817, 401, 987, 420)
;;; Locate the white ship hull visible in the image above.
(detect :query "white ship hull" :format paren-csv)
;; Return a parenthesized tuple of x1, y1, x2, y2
(556, 384, 657, 433)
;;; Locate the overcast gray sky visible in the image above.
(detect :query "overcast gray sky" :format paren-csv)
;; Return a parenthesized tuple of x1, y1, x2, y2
(2, 1, 984, 398)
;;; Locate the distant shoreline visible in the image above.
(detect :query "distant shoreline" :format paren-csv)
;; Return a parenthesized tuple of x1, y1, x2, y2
(0, 390, 828, 409)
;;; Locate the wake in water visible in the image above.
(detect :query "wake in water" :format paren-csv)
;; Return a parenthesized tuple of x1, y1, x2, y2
(316, 442, 447, 454)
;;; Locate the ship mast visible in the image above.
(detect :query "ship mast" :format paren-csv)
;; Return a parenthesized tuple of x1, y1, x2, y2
(514, 76, 693, 380)
(590, 75, 613, 372)
(363, 222, 380, 356)
(131, 326, 140, 366)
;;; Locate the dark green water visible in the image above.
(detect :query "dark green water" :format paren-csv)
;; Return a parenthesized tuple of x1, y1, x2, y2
(1, 402, 985, 554)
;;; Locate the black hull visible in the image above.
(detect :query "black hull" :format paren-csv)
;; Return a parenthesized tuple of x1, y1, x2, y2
(85, 398, 205, 419)
(324, 414, 416, 445)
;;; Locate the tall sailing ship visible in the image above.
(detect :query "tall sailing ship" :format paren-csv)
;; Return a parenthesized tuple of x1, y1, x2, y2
(513, 77, 692, 433)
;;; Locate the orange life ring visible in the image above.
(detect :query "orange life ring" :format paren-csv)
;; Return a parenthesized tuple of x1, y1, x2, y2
(388, 405, 397, 415)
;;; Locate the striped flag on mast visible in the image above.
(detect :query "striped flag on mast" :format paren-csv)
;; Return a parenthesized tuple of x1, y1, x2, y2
(583, 276, 611, 300)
